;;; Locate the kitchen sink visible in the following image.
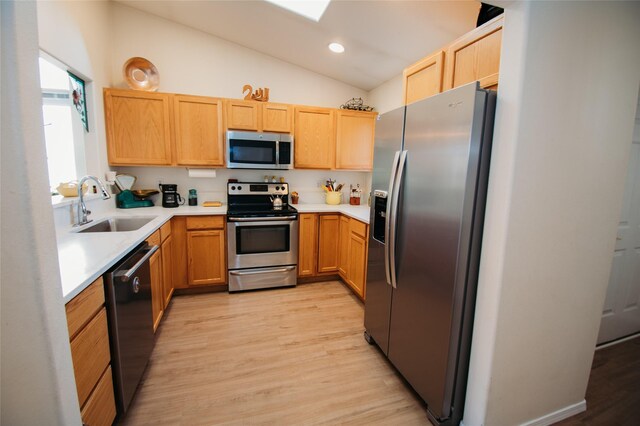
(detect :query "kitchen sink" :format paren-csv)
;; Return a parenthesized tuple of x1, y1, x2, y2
(76, 217, 157, 233)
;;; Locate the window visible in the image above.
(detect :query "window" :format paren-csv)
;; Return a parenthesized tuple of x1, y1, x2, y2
(39, 56, 86, 194)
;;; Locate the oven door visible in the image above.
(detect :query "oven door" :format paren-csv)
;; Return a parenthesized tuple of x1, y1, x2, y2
(227, 216, 299, 270)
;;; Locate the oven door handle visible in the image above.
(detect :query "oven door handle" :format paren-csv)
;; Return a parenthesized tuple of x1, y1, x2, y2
(229, 266, 296, 276)
(228, 216, 297, 222)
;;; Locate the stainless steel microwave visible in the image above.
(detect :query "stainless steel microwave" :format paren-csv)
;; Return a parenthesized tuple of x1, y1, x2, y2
(226, 131, 293, 170)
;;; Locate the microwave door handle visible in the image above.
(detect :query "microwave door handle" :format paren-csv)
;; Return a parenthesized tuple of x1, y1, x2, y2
(275, 140, 280, 166)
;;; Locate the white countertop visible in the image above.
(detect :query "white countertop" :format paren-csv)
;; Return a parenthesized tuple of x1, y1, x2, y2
(57, 202, 370, 304)
(293, 203, 371, 223)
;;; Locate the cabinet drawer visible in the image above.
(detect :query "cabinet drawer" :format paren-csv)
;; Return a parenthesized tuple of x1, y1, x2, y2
(146, 229, 161, 247)
(70, 308, 111, 407)
(350, 218, 367, 239)
(80, 365, 116, 426)
(186, 216, 224, 230)
(160, 221, 172, 242)
(65, 277, 104, 340)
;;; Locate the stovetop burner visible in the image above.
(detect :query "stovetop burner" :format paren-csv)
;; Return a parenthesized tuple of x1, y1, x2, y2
(227, 182, 298, 218)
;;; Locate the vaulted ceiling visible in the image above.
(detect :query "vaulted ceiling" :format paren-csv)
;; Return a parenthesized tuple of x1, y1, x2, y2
(115, 0, 481, 91)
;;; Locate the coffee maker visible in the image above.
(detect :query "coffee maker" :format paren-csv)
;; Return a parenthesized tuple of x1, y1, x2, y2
(159, 184, 183, 208)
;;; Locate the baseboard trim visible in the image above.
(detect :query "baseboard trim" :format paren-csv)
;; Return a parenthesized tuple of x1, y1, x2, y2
(520, 400, 586, 426)
(596, 332, 640, 350)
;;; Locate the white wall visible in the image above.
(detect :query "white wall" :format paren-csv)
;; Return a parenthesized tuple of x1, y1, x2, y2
(37, 0, 113, 182)
(463, 1, 640, 425)
(111, 3, 367, 106)
(108, 3, 371, 207)
(38, 2, 372, 223)
(1, 2, 81, 424)
(367, 74, 404, 114)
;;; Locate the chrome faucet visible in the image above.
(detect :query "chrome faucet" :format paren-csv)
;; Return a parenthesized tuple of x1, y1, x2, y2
(75, 175, 111, 227)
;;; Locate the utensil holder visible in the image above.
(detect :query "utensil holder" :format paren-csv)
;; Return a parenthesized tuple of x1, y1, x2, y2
(325, 192, 342, 205)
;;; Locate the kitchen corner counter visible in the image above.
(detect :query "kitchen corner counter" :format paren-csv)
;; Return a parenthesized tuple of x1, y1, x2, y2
(57, 205, 227, 303)
(293, 204, 370, 224)
(57, 203, 369, 304)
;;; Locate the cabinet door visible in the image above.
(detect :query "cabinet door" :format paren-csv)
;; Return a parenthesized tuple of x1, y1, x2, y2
(161, 234, 174, 308)
(348, 231, 367, 299)
(444, 15, 503, 90)
(335, 110, 377, 170)
(104, 88, 172, 165)
(298, 213, 318, 277)
(80, 366, 116, 426)
(338, 215, 350, 278)
(150, 250, 164, 332)
(294, 107, 335, 169)
(403, 50, 445, 105)
(226, 99, 260, 131)
(187, 230, 226, 285)
(171, 217, 189, 289)
(262, 103, 293, 133)
(174, 95, 224, 166)
(317, 214, 340, 272)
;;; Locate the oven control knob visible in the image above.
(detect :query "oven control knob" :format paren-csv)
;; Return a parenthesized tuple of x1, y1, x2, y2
(238, 186, 242, 190)
(231, 186, 236, 190)
(275, 186, 280, 191)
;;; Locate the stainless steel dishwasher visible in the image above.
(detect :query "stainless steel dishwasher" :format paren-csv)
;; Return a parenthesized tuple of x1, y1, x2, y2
(105, 242, 159, 417)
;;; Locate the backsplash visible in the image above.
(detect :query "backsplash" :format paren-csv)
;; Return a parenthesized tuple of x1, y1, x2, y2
(114, 167, 372, 206)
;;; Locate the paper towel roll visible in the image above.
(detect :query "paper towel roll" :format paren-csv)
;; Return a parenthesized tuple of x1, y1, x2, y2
(187, 169, 217, 178)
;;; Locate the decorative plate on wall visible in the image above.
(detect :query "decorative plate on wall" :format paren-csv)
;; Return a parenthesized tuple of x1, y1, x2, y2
(123, 57, 159, 91)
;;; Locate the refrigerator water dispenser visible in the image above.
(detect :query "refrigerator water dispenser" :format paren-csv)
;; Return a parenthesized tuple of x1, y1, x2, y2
(373, 190, 387, 243)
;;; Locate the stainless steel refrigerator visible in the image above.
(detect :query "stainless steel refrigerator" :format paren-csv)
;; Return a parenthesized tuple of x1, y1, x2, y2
(364, 82, 496, 426)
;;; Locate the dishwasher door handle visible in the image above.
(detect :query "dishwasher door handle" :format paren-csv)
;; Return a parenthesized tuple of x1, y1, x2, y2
(118, 245, 159, 282)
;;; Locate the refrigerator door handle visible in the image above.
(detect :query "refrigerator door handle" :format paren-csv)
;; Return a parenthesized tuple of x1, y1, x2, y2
(385, 151, 401, 286)
(389, 150, 407, 289)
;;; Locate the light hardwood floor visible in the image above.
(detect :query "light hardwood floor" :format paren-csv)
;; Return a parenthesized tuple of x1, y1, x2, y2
(122, 281, 431, 425)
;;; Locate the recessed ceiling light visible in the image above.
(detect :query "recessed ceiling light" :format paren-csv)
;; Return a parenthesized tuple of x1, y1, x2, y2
(265, 0, 331, 22)
(328, 42, 345, 53)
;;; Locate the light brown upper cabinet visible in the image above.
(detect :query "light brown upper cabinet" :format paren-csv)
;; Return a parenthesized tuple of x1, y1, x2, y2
(226, 100, 293, 133)
(444, 15, 503, 91)
(403, 50, 445, 105)
(335, 110, 377, 170)
(104, 89, 173, 166)
(262, 103, 293, 133)
(294, 107, 335, 169)
(225, 99, 260, 131)
(173, 95, 224, 167)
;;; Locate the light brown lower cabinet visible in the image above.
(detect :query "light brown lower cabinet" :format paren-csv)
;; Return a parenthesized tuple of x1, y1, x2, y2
(186, 216, 227, 286)
(345, 219, 368, 298)
(317, 214, 340, 272)
(80, 366, 117, 426)
(338, 215, 350, 277)
(149, 248, 164, 332)
(65, 277, 116, 426)
(298, 213, 319, 277)
(298, 212, 369, 299)
(161, 234, 174, 308)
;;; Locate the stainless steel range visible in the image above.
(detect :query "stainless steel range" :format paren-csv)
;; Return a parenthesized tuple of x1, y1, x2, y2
(227, 182, 298, 292)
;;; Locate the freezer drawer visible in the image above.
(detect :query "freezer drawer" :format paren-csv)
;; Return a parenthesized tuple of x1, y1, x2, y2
(228, 265, 297, 292)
